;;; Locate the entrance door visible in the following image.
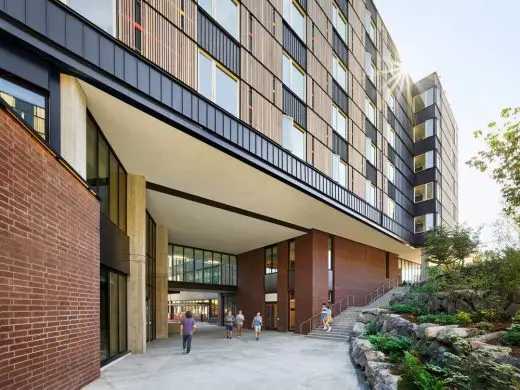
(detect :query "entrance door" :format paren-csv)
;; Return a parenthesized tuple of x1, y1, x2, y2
(264, 303, 278, 330)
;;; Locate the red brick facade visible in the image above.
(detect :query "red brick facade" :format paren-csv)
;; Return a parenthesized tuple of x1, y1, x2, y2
(0, 109, 100, 389)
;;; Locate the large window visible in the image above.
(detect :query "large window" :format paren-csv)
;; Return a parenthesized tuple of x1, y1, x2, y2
(265, 246, 278, 274)
(413, 119, 434, 142)
(414, 214, 436, 234)
(332, 154, 347, 187)
(331, 3, 347, 42)
(86, 113, 127, 231)
(413, 87, 435, 112)
(168, 244, 237, 286)
(66, 0, 116, 36)
(332, 55, 347, 91)
(414, 182, 434, 203)
(414, 151, 434, 173)
(198, 51, 238, 116)
(385, 120, 395, 149)
(366, 180, 376, 207)
(0, 75, 46, 139)
(283, 53, 306, 101)
(387, 197, 396, 219)
(386, 91, 395, 112)
(387, 161, 395, 184)
(365, 52, 376, 85)
(364, 9, 376, 45)
(332, 105, 347, 139)
(282, 115, 306, 160)
(198, 0, 239, 39)
(365, 137, 376, 166)
(283, 0, 305, 41)
(365, 98, 376, 126)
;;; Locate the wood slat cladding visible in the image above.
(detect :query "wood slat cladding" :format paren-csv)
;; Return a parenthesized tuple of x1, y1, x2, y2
(307, 0, 328, 38)
(241, 50, 281, 107)
(146, 0, 197, 38)
(198, 9, 240, 75)
(351, 77, 364, 114)
(283, 21, 307, 69)
(241, 0, 282, 43)
(308, 77, 332, 135)
(308, 36, 331, 92)
(332, 81, 348, 114)
(352, 168, 366, 198)
(118, 0, 135, 49)
(349, 145, 363, 173)
(313, 138, 332, 176)
(307, 105, 330, 147)
(141, 1, 197, 88)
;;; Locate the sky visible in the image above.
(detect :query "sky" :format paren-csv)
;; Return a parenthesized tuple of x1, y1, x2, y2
(374, 0, 520, 246)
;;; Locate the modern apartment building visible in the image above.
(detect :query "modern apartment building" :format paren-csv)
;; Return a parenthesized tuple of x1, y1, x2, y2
(0, 0, 458, 388)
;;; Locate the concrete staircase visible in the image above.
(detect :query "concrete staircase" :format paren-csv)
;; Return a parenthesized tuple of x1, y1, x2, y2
(306, 307, 363, 342)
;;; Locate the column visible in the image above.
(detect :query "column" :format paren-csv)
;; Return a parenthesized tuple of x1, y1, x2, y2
(155, 225, 169, 339)
(60, 74, 87, 178)
(126, 174, 147, 353)
(276, 241, 289, 332)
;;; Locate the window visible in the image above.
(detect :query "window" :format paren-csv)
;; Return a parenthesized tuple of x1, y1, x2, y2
(413, 87, 435, 112)
(283, 0, 305, 41)
(198, 51, 238, 116)
(332, 105, 347, 139)
(66, 0, 116, 36)
(332, 55, 347, 91)
(387, 198, 396, 219)
(289, 240, 296, 271)
(265, 246, 278, 274)
(134, 0, 142, 51)
(386, 120, 395, 149)
(365, 137, 376, 166)
(413, 119, 434, 142)
(248, 87, 253, 125)
(365, 52, 376, 85)
(331, 3, 347, 42)
(364, 9, 376, 45)
(0, 76, 46, 139)
(365, 98, 376, 126)
(414, 214, 436, 234)
(198, 0, 239, 39)
(283, 115, 305, 160)
(414, 151, 434, 173)
(387, 162, 395, 184)
(414, 182, 434, 203)
(332, 155, 347, 187)
(283, 53, 306, 101)
(366, 180, 376, 206)
(248, 13, 253, 51)
(180, 0, 186, 30)
(386, 91, 395, 112)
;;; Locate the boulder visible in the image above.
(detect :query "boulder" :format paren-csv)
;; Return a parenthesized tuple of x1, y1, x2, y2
(436, 327, 471, 345)
(352, 338, 373, 367)
(352, 322, 367, 337)
(506, 302, 520, 316)
(470, 331, 506, 343)
(509, 288, 520, 304)
(364, 350, 386, 364)
(357, 312, 377, 324)
(376, 314, 417, 338)
(494, 355, 520, 369)
(423, 325, 459, 340)
(365, 361, 400, 390)
(430, 289, 487, 313)
(469, 340, 512, 358)
(415, 323, 438, 339)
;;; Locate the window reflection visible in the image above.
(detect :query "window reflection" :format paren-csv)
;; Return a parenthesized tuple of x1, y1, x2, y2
(198, 0, 239, 38)
(66, 0, 116, 36)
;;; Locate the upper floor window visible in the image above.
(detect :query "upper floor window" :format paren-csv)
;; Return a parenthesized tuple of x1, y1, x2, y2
(283, 53, 306, 101)
(66, 0, 116, 36)
(198, 51, 238, 116)
(365, 98, 376, 126)
(198, 0, 239, 39)
(387, 162, 395, 184)
(414, 182, 434, 203)
(365, 137, 376, 166)
(413, 87, 435, 112)
(365, 52, 376, 85)
(413, 119, 434, 142)
(385, 120, 395, 149)
(387, 197, 396, 219)
(283, 115, 306, 160)
(265, 246, 278, 274)
(364, 9, 376, 45)
(331, 3, 347, 43)
(332, 154, 347, 187)
(414, 151, 434, 173)
(332, 105, 347, 140)
(0, 76, 46, 139)
(414, 214, 436, 234)
(366, 180, 376, 207)
(283, 0, 306, 41)
(332, 55, 347, 91)
(386, 91, 395, 112)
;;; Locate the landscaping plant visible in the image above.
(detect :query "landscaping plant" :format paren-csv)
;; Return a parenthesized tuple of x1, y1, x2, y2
(367, 335, 413, 363)
(473, 321, 493, 331)
(398, 351, 445, 390)
(455, 311, 472, 326)
(417, 314, 458, 325)
(391, 304, 427, 316)
(366, 320, 377, 336)
(501, 325, 520, 346)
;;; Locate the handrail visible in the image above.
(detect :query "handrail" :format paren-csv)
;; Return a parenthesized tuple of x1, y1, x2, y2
(364, 277, 400, 306)
(299, 294, 355, 335)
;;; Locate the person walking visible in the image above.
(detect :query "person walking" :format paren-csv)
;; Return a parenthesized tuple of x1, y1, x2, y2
(321, 303, 328, 331)
(224, 310, 235, 339)
(251, 312, 263, 341)
(235, 310, 245, 338)
(325, 304, 333, 332)
(180, 310, 196, 354)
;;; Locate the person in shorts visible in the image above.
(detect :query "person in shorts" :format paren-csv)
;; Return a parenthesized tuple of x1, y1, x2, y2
(251, 312, 263, 341)
(180, 311, 196, 354)
(235, 310, 245, 338)
(224, 310, 235, 339)
(321, 303, 328, 331)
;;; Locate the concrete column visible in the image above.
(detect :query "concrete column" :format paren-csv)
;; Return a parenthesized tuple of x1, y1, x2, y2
(60, 75, 87, 178)
(155, 225, 169, 339)
(126, 175, 147, 353)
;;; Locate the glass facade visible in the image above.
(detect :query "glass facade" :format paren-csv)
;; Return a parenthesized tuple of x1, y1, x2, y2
(66, 0, 117, 36)
(198, 0, 239, 39)
(399, 259, 421, 283)
(168, 244, 237, 286)
(100, 265, 127, 364)
(168, 297, 219, 323)
(413, 88, 435, 112)
(146, 212, 156, 342)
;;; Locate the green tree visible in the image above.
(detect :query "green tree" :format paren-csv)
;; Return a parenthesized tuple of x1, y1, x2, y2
(424, 225, 480, 276)
(467, 107, 520, 228)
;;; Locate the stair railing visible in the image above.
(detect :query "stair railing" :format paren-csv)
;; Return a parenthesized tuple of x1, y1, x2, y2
(299, 294, 355, 335)
(364, 277, 400, 306)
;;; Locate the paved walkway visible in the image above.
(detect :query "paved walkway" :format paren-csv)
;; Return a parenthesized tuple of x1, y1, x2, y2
(85, 325, 367, 390)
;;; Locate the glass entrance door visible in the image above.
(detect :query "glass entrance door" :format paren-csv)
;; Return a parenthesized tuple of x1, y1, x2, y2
(264, 303, 278, 330)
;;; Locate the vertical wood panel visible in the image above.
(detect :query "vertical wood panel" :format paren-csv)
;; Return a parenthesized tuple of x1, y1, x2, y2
(313, 139, 332, 176)
(118, 0, 135, 49)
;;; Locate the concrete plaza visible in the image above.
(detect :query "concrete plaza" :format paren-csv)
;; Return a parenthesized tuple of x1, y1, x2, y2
(85, 325, 367, 390)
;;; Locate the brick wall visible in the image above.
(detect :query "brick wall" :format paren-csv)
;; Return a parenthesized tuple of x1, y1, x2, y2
(236, 247, 264, 328)
(0, 108, 100, 389)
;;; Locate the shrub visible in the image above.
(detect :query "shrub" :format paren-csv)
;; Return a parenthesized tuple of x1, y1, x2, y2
(455, 311, 473, 326)
(513, 310, 520, 324)
(398, 351, 445, 390)
(366, 320, 377, 336)
(502, 325, 520, 346)
(479, 309, 498, 322)
(417, 314, 458, 325)
(391, 303, 427, 316)
(474, 321, 494, 332)
(367, 335, 413, 363)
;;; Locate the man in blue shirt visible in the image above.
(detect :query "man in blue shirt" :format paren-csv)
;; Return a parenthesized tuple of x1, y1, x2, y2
(180, 311, 196, 354)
